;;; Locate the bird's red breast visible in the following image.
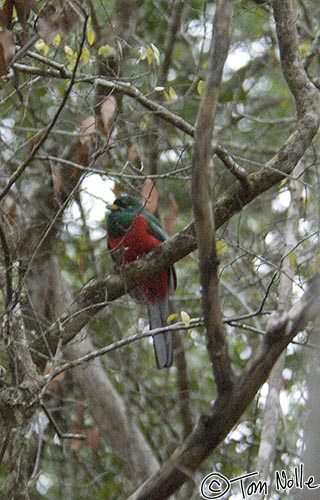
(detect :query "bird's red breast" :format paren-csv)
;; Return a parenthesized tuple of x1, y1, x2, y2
(108, 214, 169, 303)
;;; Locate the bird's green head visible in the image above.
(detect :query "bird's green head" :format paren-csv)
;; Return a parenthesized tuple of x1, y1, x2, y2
(108, 195, 143, 212)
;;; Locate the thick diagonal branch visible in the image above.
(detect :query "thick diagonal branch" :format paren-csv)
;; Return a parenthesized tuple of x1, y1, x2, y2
(127, 272, 320, 500)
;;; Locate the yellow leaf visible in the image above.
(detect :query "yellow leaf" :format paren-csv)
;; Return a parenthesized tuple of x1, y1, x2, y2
(53, 34, 61, 46)
(181, 311, 191, 326)
(311, 254, 320, 274)
(288, 251, 296, 269)
(169, 86, 178, 100)
(81, 47, 91, 65)
(197, 80, 204, 95)
(167, 313, 178, 323)
(64, 45, 74, 57)
(138, 43, 160, 66)
(137, 46, 148, 63)
(299, 42, 310, 58)
(216, 240, 228, 256)
(98, 45, 114, 57)
(150, 43, 160, 66)
(139, 118, 148, 131)
(147, 45, 153, 65)
(87, 24, 95, 46)
(278, 178, 289, 189)
(35, 39, 50, 56)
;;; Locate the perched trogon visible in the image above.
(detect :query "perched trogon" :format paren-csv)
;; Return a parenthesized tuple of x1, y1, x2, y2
(106, 195, 176, 368)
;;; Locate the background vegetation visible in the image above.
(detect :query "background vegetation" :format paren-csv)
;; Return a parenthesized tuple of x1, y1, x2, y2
(0, 0, 320, 499)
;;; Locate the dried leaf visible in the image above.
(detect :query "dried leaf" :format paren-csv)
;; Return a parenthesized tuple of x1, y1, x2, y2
(100, 95, 117, 140)
(0, 0, 14, 29)
(70, 395, 86, 451)
(36, 1, 80, 44)
(75, 395, 86, 422)
(75, 142, 89, 167)
(113, 183, 122, 198)
(87, 427, 100, 454)
(141, 179, 158, 214)
(14, 0, 37, 31)
(43, 362, 65, 392)
(0, 29, 15, 77)
(127, 144, 138, 164)
(70, 435, 82, 451)
(80, 115, 96, 146)
(36, 3, 59, 44)
(58, 0, 81, 35)
(0, 44, 6, 79)
(163, 194, 179, 236)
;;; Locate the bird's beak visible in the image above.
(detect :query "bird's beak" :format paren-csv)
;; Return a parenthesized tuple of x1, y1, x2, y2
(107, 203, 120, 211)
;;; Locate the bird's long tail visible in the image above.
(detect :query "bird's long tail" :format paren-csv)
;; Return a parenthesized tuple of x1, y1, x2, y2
(147, 298, 173, 369)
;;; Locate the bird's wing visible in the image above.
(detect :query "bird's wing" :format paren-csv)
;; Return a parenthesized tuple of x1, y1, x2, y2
(146, 217, 168, 242)
(145, 215, 177, 291)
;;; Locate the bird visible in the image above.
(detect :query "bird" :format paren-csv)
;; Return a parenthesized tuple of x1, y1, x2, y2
(106, 194, 176, 368)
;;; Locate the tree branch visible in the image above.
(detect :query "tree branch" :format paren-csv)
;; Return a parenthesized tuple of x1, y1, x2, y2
(272, 0, 317, 114)
(191, 0, 234, 392)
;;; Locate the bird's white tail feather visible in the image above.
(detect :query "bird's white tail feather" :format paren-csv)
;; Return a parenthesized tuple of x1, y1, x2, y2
(147, 298, 173, 369)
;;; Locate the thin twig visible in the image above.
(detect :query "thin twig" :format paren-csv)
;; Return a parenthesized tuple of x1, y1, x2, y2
(48, 319, 204, 379)
(0, 222, 12, 307)
(40, 402, 86, 441)
(215, 144, 249, 186)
